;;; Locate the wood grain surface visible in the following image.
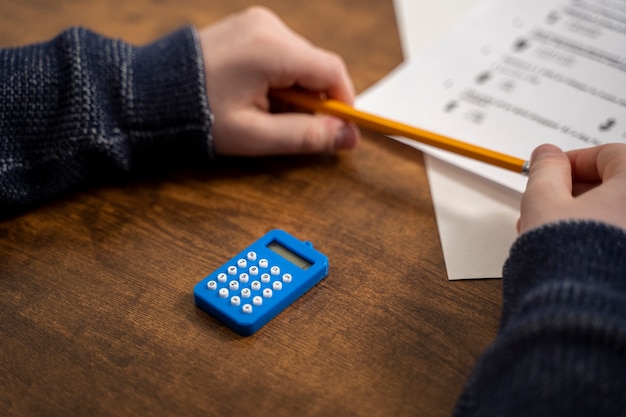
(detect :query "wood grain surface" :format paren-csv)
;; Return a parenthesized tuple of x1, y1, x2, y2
(0, 1, 503, 416)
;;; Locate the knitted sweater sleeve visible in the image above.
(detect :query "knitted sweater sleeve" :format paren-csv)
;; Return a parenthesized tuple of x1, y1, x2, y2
(453, 221, 626, 416)
(0, 26, 213, 217)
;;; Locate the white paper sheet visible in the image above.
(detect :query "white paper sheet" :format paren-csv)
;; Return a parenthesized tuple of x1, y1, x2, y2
(391, 0, 518, 280)
(358, 0, 626, 279)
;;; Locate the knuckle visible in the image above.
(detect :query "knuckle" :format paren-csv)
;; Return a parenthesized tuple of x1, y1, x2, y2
(300, 122, 331, 153)
(243, 6, 277, 21)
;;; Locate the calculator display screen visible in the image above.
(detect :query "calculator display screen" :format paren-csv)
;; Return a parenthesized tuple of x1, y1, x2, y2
(267, 241, 313, 270)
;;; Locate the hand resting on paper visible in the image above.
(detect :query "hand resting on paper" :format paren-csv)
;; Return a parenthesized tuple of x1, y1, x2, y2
(517, 143, 626, 234)
(455, 143, 626, 416)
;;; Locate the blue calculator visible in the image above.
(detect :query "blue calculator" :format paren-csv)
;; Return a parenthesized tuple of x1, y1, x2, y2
(193, 229, 329, 336)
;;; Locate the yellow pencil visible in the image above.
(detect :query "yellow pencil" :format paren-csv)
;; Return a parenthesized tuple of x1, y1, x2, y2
(270, 88, 530, 175)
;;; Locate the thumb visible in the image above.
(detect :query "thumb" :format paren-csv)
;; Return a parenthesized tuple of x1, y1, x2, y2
(525, 144, 573, 198)
(267, 113, 360, 154)
(518, 144, 572, 233)
(516, 145, 572, 233)
(225, 111, 360, 155)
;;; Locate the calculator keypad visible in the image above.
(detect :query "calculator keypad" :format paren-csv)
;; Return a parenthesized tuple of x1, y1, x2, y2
(205, 251, 290, 314)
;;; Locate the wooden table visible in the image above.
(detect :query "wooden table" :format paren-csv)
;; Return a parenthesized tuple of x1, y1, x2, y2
(0, 1, 503, 416)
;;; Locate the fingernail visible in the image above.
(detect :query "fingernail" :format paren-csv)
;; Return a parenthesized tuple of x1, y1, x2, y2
(532, 144, 563, 161)
(533, 144, 563, 156)
(333, 123, 357, 150)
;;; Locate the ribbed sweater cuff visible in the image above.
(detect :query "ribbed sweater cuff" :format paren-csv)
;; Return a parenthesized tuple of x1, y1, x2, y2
(501, 221, 626, 325)
(124, 26, 214, 166)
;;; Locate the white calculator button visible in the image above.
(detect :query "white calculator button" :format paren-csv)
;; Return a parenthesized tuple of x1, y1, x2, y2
(230, 296, 241, 306)
(206, 281, 218, 290)
(270, 266, 280, 276)
(272, 281, 283, 291)
(261, 273, 270, 283)
(259, 259, 269, 268)
(282, 273, 292, 283)
(249, 266, 259, 276)
(263, 288, 273, 298)
(253, 296, 263, 306)
(217, 273, 228, 283)
(227, 266, 237, 275)
(237, 259, 247, 268)
(229, 281, 239, 291)
(246, 251, 257, 261)
(251, 281, 261, 291)
(239, 273, 249, 283)
(242, 304, 253, 314)
(241, 288, 251, 298)
(218, 288, 229, 298)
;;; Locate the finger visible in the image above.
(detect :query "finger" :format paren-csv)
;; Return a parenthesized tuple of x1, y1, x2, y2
(566, 146, 603, 182)
(294, 48, 355, 104)
(266, 38, 355, 104)
(216, 110, 360, 156)
(524, 144, 573, 199)
(567, 143, 626, 183)
(518, 144, 573, 234)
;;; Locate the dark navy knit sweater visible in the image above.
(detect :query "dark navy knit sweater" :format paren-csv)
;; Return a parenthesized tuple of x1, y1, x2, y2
(2, 27, 626, 416)
(453, 221, 626, 416)
(0, 26, 213, 217)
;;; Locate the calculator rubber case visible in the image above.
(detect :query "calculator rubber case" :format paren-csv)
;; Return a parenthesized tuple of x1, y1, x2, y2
(193, 229, 329, 336)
